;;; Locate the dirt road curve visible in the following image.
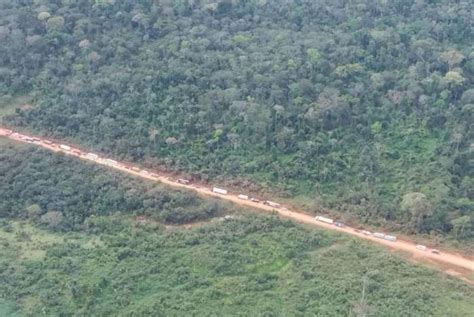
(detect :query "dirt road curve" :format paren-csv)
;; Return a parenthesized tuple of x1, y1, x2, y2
(1, 127, 473, 280)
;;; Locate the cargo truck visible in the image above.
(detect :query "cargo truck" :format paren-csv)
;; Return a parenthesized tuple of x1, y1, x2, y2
(315, 216, 334, 224)
(213, 187, 228, 195)
(373, 232, 385, 239)
(105, 159, 118, 166)
(384, 235, 397, 242)
(416, 245, 427, 251)
(86, 153, 99, 160)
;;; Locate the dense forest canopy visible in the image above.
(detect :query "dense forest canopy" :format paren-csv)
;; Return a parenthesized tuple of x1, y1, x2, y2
(0, 0, 472, 239)
(0, 142, 473, 316)
(0, 141, 229, 229)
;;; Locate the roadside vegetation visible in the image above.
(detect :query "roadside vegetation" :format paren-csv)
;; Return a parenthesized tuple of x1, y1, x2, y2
(0, 142, 473, 316)
(1, 0, 472, 241)
(0, 141, 229, 229)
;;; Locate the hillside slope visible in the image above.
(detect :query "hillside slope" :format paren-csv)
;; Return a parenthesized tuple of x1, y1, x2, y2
(0, 0, 473, 239)
(0, 142, 473, 316)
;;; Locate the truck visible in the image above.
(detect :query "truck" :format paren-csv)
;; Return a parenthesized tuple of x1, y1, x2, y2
(315, 216, 334, 224)
(384, 235, 397, 242)
(416, 245, 427, 251)
(105, 159, 118, 166)
(60, 144, 71, 151)
(373, 232, 385, 239)
(263, 201, 281, 208)
(177, 179, 190, 184)
(361, 230, 372, 236)
(86, 153, 99, 160)
(213, 187, 228, 195)
(250, 197, 260, 203)
(131, 167, 140, 172)
(238, 194, 249, 200)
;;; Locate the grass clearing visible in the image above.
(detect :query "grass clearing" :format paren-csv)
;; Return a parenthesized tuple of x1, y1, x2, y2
(1, 215, 472, 316)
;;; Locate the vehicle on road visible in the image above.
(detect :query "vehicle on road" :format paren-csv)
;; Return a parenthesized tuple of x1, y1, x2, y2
(315, 216, 334, 224)
(334, 222, 345, 227)
(373, 232, 385, 239)
(250, 198, 260, 203)
(384, 235, 397, 242)
(431, 249, 440, 255)
(361, 230, 372, 235)
(416, 245, 427, 251)
(105, 159, 118, 166)
(86, 153, 99, 160)
(177, 179, 190, 184)
(238, 194, 249, 200)
(213, 187, 228, 195)
(60, 144, 71, 151)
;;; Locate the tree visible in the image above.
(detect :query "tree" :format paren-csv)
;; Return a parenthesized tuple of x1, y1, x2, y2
(46, 16, 65, 31)
(400, 192, 433, 231)
(443, 71, 465, 87)
(450, 216, 472, 239)
(440, 50, 465, 70)
(26, 204, 42, 220)
(40, 211, 65, 229)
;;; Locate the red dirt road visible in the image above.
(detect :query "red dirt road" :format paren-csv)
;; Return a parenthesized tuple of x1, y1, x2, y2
(1, 127, 473, 281)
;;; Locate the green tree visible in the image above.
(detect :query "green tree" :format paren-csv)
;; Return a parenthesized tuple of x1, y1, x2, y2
(401, 192, 433, 231)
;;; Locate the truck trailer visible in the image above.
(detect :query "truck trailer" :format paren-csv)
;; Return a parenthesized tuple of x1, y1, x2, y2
(86, 153, 99, 160)
(315, 216, 334, 224)
(213, 187, 228, 195)
(384, 235, 397, 242)
(373, 232, 385, 239)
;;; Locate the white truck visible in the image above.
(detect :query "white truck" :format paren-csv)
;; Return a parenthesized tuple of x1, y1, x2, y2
(105, 159, 118, 166)
(373, 232, 385, 239)
(238, 194, 249, 200)
(177, 179, 190, 184)
(416, 245, 427, 251)
(213, 187, 228, 195)
(384, 235, 397, 242)
(59, 144, 71, 151)
(315, 216, 334, 224)
(86, 153, 99, 160)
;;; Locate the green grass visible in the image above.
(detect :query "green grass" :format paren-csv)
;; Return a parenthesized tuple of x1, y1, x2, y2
(0, 215, 472, 316)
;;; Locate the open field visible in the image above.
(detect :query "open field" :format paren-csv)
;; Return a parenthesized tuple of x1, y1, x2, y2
(0, 216, 473, 316)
